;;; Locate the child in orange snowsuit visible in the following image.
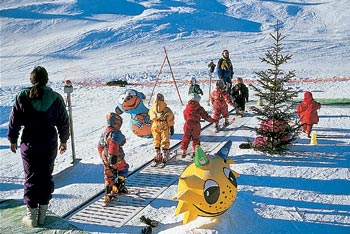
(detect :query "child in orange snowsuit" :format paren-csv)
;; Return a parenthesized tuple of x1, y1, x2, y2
(210, 80, 234, 131)
(181, 96, 217, 157)
(98, 112, 129, 204)
(148, 93, 175, 165)
(296, 91, 321, 138)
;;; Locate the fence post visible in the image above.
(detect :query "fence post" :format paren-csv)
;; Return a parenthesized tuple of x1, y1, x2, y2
(64, 80, 78, 164)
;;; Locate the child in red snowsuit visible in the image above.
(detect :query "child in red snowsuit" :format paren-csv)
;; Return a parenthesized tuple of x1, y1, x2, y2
(181, 96, 217, 157)
(296, 91, 321, 138)
(210, 80, 234, 131)
(98, 112, 129, 205)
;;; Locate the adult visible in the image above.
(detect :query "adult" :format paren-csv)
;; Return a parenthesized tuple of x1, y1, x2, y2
(217, 49, 234, 93)
(7, 66, 70, 227)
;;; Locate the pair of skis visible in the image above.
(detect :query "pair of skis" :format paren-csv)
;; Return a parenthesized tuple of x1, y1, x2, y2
(102, 188, 141, 207)
(150, 159, 166, 168)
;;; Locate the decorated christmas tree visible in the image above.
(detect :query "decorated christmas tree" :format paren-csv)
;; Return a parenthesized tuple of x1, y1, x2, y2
(249, 22, 301, 153)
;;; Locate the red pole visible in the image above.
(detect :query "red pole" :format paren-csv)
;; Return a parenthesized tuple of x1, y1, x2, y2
(163, 47, 183, 105)
(148, 56, 166, 105)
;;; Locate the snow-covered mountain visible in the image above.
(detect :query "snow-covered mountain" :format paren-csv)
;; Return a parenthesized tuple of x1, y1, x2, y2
(1, 0, 349, 88)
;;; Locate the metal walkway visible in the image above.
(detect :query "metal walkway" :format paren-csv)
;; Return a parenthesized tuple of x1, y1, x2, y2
(66, 114, 254, 230)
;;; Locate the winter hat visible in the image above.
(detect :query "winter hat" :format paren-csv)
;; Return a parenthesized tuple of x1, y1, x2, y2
(190, 77, 197, 85)
(156, 93, 164, 101)
(106, 112, 123, 127)
(216, 80, 225, 88)
(304, 91, 313, 102)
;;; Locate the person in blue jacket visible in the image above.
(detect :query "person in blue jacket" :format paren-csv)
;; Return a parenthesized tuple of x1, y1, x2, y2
(217, 49, 234, 93)
(7, 66, 70, 227)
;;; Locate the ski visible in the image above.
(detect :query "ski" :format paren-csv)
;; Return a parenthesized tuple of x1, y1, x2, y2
(102, 188, 141, 206)
(316, 134, 348, 139)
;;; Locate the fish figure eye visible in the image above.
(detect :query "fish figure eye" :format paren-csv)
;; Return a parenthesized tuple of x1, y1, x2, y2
(118, 94, 127, 105)
(203, 180, 220, 204)
(224, 168, 237, 187)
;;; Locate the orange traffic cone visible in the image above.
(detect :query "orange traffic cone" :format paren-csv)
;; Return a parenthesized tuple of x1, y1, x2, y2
(310, 132, 318, 145)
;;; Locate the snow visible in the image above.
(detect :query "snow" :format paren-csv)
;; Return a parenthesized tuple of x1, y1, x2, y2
(1, 0, 349, 233)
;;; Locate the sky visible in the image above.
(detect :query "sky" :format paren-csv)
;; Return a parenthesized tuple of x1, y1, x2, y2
(0, 0, 350, 233)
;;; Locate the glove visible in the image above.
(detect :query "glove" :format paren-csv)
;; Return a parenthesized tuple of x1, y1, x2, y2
(169, 126, 174, 135)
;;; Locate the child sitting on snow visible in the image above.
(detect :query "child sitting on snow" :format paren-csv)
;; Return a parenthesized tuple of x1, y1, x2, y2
(98, 112, 129, 205)
(181, 95, 217, 157)
(148, 93, 175, 167)
(296, 91, 321, 138)
(210, 80, 234, 132)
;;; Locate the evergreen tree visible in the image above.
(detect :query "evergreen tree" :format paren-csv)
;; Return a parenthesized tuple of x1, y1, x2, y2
(249, 22, 301, 153)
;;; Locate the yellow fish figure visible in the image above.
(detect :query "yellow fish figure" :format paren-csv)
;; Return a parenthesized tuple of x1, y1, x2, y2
(173, 141, 239, 224)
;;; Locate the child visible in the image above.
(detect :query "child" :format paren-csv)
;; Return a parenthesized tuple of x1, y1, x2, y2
(188, 77, 203, 100)
(296, 91, 321, 138)
(231, 77, 249, 117)
(181, 95, 217, 157)
(98, 112, 129, 205)
(148, 93, 175, 167)
(210, 80, 234, 132)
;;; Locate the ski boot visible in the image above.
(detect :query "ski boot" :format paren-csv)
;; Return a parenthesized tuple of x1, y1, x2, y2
(117, 176, 129, 194)
(151, 148, 162, 167)
(224, 119, 230, 127)
(181, 149, 187, 158)
(140, 215, 159, 227)
(103, 185, 118, 206)
(22, 206, 38, 227)
(215, 124, 220, 133)
(158, 149, 169, 168)
(38, 204, 48, 225)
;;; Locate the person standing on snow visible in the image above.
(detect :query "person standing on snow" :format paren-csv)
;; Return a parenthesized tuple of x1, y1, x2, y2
(7, 66, 70, 227)
(97, 112, 129, 206)
(148, 93, 175, 167)
(231, 77, 249, 117)
(210, 80, 234, 132)
(296, 91, 321, 138)
(217, 49, 234, 93)
(181, 95, 217, 158)
(188, 77, 203, 100)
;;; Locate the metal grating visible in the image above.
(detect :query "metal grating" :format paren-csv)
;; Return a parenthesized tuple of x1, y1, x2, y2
(67, 158, 190, 228)
(66, 114, 254, 230)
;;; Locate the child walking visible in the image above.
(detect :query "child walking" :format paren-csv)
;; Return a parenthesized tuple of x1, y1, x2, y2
(98, 112, 129, 206)
(231, 77, 249, 117)
(148, 93, 175, 167)
(210, 80, 234, 132)
(296, 91, 321, 138)
(181, 95, 217, 157)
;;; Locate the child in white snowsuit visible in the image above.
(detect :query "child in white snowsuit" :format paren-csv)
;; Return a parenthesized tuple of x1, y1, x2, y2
(148, 93, 175, 166)
(98, 112, 129, 205)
